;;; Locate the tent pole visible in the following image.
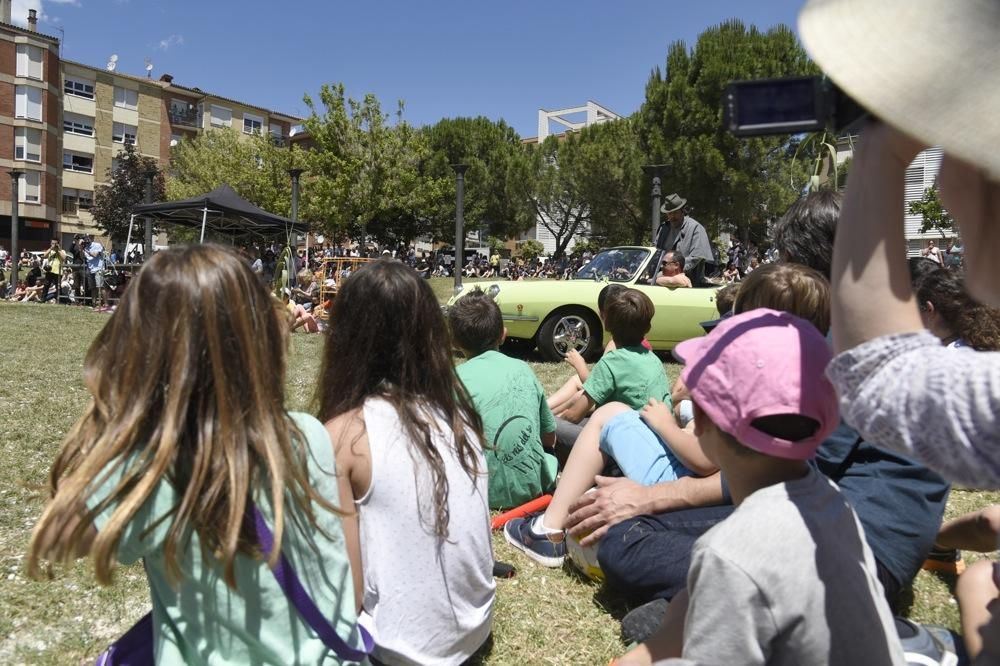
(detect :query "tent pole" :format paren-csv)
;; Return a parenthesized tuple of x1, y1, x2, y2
(199, 207, 208, 244)
(125, 214, 136, 257)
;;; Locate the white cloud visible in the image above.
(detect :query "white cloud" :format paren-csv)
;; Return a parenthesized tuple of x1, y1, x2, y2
(157, 34, 184, 51)
(10, 0, 78, 26)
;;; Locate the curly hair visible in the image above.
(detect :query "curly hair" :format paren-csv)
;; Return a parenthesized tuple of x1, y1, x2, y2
(916, 268, 1000, 351)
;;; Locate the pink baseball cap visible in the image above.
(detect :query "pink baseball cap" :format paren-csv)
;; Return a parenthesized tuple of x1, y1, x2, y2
(674, 308, 839, 460)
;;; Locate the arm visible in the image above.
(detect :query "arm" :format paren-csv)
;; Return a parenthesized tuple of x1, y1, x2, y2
(656, 274, 692, 288)
(640, 398, 716, 476)
(830, 121, 926, 352)
(326, 414, 369, 612)
(566, 473, 725, 546)
(561, 391, 595, 424)
(564, 349, 590, 382)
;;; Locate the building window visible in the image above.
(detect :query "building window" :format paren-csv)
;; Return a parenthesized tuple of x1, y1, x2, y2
(269, 122, 285, 143)
(19, 171, 40, 204)
(111, 157, 120, 175)
(210, 105, 232, 128)
(113, 87, 138, 110)
(168, 99, 198, 127)
(243, 113, 263, 135)
(16, 44, 43, 80)
(63, 151, 94, 174)
(63, 187, 94, 215)
(15, 85, 42, 121)
(14, 127, 42, 162)
(63, 112, 94, 137)
(112, 122, 137, 145)
(64, 76, 95, 99)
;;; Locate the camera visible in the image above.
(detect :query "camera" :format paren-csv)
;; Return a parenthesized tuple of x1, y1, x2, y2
(723, 75, 867, 137)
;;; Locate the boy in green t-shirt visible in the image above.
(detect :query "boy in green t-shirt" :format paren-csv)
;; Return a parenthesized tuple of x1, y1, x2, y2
(553, 289, 670, 450)
(450, 290, 559, 509)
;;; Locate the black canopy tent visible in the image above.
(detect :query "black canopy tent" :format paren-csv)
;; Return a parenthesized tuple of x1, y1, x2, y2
(128, 184, 307, 246)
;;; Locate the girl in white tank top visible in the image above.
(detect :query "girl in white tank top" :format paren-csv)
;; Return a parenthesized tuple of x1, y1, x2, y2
(316, 259, 495, 666)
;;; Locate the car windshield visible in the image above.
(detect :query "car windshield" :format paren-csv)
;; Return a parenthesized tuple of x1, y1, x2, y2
(573, 248, 650, 282)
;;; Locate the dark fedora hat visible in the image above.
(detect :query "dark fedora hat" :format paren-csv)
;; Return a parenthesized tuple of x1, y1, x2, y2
(660, 193, 687, 214)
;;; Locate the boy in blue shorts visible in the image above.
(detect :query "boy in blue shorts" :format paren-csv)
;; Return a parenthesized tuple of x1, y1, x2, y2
(450, 290, 559, 510)
(616, 309, 904, 665)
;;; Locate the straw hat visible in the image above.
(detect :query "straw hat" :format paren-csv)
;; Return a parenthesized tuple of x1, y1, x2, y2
(799, 0, 1000, 179)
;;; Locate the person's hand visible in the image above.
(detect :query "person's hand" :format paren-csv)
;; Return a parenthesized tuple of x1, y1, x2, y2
(565, 475, 650, 546)
(564, 348, 587, 372)
(640, 397, 675, 435)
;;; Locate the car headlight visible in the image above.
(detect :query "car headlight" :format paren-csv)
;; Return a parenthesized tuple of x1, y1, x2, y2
(486, 284, 501, 299)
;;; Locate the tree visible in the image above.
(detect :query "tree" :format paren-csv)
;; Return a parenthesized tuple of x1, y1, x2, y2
(520, 134, 592, 259)
(300, 83, 447, 245)
(909, 185, 954, 237)
(518, 239, 544, 262)
(637, 20, 816, 245)
(422, 116, 535, 241)
(167, 129, 294, 218)
(571, 118, 647, 245)
(487, 235, 507, 255)
(90, 142, 166, 244)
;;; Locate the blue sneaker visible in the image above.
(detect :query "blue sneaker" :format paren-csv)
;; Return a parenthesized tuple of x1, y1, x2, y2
(503, 515, 566, 567)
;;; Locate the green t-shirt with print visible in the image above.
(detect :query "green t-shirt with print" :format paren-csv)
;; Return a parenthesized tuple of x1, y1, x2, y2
(85, 412, 364, 665)
(582, 345, 671, 411)
(456, 350, 558, 510)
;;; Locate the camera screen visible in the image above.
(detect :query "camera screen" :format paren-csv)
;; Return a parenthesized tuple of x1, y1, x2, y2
(726, 78, 822, 135)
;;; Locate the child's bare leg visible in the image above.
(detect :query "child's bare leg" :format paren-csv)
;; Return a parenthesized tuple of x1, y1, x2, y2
(542, 402, 632, 530)
(547, 376, 583, 411)
(935, 504, 1000, 553)
(957, 559, 1000, 658)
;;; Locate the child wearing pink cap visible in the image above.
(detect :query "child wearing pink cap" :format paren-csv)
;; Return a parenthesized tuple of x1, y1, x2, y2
(617, 309, 905, 666)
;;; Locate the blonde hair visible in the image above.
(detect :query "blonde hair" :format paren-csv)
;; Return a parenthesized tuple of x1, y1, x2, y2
(28, 245, 341, 588)
(734, 263, 831, 334)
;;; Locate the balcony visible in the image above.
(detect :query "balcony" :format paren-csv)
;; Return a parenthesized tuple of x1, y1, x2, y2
(169, 108, 199, 128)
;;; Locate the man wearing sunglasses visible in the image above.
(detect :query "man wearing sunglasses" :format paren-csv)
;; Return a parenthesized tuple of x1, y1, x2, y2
(655, 250, 692, 289)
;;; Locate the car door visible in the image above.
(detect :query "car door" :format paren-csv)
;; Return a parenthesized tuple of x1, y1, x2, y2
(632, 282, 718, 349)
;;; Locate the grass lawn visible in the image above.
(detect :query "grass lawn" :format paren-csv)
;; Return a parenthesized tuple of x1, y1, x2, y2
(1, 284, 997, 663)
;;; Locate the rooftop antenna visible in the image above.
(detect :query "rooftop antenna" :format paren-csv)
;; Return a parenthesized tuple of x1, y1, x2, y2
(106, 53, 118, 72)
(144, 58, 153, 78)
(57, 28, 64, 58)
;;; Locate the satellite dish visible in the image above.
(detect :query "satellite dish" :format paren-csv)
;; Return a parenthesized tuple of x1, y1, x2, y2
(144, 59, 154, 78)
(106, 54, 118, 71)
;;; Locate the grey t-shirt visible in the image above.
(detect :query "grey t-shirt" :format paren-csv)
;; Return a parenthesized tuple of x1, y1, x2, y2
(667, 467, 905, 666)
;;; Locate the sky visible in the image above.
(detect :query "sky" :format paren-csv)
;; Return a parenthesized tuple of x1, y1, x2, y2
(12, 0, 804, 138)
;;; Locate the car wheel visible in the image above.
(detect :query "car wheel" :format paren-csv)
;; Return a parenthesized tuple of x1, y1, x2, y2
(537, 308, 602, 362)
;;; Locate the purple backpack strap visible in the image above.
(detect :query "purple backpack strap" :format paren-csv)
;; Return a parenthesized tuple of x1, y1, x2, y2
(253, 506, 374, 662)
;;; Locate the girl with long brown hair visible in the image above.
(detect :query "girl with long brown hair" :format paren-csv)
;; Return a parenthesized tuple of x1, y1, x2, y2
(316, 258, 495, 665)
(28, 245, 366, 664)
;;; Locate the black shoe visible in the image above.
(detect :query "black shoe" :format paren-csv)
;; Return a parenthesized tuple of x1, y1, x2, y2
(621, 598, 670, 645)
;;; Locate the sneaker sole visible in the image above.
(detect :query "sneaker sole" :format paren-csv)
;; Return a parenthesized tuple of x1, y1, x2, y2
(503, 526, 566, 568)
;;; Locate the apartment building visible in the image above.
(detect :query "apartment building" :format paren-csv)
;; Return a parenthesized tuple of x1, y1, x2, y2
(0, 3, 299, 252)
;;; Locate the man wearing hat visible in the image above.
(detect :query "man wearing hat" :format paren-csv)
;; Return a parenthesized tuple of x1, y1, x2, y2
(657, 194, 714, 287)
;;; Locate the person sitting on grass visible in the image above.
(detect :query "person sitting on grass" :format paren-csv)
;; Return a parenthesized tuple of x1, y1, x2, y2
(449, 289, 558, 510)
(547, 289, 669, 455)
(27, 245, 368, 663)
(547, 283, 650, 418)
(616, 309, 905, 666)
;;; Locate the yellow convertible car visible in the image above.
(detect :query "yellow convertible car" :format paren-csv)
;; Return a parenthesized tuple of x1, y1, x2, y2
(449, 246, 719, 362)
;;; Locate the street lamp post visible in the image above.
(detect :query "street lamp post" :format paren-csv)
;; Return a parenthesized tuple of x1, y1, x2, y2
(288, 168, 304, 242)
(643, 164, 668, 247)
(452, 164, 468, 295)
(9, 170, 23, 288)
(143, 170, 155, 259)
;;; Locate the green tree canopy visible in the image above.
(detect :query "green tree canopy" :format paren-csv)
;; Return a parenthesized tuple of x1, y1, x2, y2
(908, 185, 954, 237)
(90, 142, 166, 244)
(166, 129, 294, 217)
(637, 20, 816, 244)
(421, 116, 535, 241)
(300, 83, 448, 245)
